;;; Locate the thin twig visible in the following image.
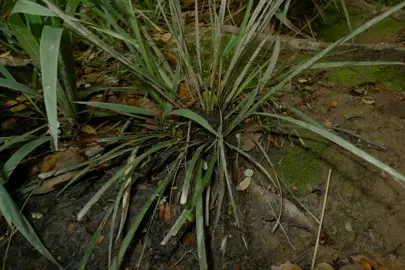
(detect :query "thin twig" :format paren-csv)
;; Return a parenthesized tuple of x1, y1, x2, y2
(311, 169, 332, 270)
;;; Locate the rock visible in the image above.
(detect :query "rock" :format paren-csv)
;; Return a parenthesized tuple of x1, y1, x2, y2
(345, 220, 353, 232)
(314, 262, 334, 270)
(339, 264, 363, 270)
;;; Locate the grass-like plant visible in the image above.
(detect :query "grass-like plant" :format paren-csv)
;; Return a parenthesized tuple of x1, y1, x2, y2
(2, 0, 405, 269)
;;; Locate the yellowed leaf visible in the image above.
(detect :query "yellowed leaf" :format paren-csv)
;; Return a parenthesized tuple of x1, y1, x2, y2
(41, 152, 62, 173)
(96, 235, 105, 245)
(330, 101, 338, 107)
(4, 100, 18, 107)
(15, 95, 27, 102)
(10, 103, 27, 112)
(81, 125, 97, 134)
(0, 51, 11, 58)
(236, 177, 251, 191)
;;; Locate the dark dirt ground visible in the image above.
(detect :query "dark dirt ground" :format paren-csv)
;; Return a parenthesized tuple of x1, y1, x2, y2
(3, 4, 405, 270)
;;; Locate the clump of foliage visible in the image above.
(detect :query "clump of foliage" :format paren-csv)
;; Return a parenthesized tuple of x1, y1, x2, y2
(1, 0, 405, 269)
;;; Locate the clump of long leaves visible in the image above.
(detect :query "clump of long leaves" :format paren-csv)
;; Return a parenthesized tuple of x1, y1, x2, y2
(2, 0, 405, 269)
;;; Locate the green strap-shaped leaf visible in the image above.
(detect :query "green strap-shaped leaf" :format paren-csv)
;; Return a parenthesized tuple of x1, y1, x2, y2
(40, 25, 63, 150)
(170, 109, 218, 136)
(0, 183, 62, 269)
(11, 0, 56, 16)
(0, 78, 37, 95)
(8, 0, 56, 68)
(76, 101, 154, 117)
(2, 137, 49, 182)
(0, 65, 15, 80)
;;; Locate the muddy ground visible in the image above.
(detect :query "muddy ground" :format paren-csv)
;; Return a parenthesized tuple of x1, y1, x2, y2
(2, 3, 405, 270)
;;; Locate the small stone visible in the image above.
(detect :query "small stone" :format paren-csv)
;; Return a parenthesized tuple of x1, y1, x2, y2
(339, 264, 363, 270)
(314, 262, 334, 270)
(244, 169, 254, 177)
(345, 221, 353, 232)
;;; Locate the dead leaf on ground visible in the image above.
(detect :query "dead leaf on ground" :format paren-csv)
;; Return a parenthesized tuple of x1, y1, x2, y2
(33, 171, 76, 195)
(163, 51, 177, 65)
(84, 67, 94, 74)
(330, 100, 338, 107)
(138, 97, 161, 118)
(159, 202, 175, 224)
(41, 152, 63, 173)
(160, 33, 172, 43)
(182, 232, 194, 245)
(236, 177, 251, 191)
(10, 104, 27, 112)
(5, 100, 26, 111)
(39, 149, 84, 176)
(141, 118, 159, 130)
(297, 78, 308, 83)
(241, 132, 261, 151)
(67, 223, 76, 232)
(81, 125, 97, 135)
(126, 98, 137, 106)
(96, 235, 105, 245)
(351, 255, 380, 270)
(177, 83, 196, 99)
(1, 118, 17, 130)
(152, 32, 172, 43)
(377, 255, 405, 270)
(0, 51, 11, 59)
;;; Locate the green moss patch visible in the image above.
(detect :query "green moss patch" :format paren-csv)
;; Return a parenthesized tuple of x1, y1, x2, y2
(317, 5, 405, 44)
(277, 141, 324, 196)
(327, 66, 405, 91)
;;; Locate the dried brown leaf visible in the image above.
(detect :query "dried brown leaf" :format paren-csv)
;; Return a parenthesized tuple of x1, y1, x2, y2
(67, 223, 76, 232)
(138, 97, 161, 117)
(33, 171, 76, 195)
(159, 202, 175, 224)
(241, 132, 261, 151)
(236, 177, 251, 191)
(81, 125, 97, 135)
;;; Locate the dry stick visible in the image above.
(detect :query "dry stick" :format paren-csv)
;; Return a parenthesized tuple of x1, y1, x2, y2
(221, 25, 405, 53)
(311, 169, 332, 270)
